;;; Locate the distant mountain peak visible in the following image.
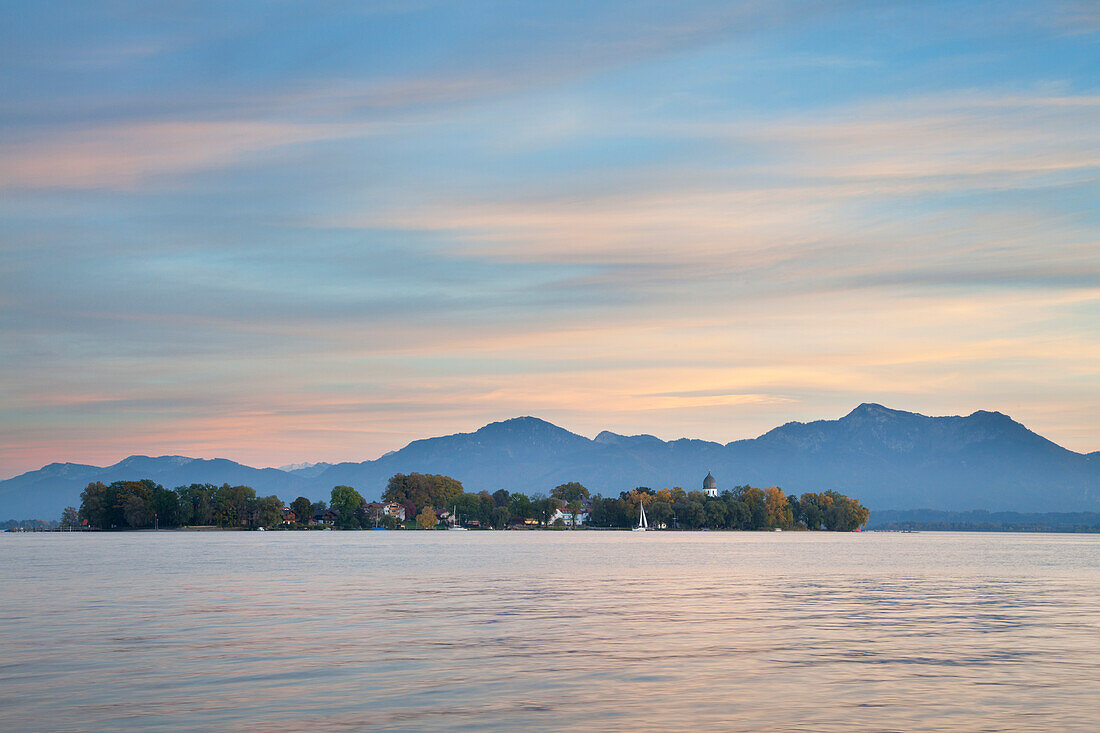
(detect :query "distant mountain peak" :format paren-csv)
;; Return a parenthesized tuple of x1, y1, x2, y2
(278, 461, 334, 478)
(481, 415, 555, 428)
(594, 430, 624, 444)
(474, 416, 583, 437)
(32, 462, 97, 479)
(278, 461, 330, 472)
(40, 461, 90, 471)
(969, 409, 1011, 421)
(114, 455, 196, 467)
(595, 430, 665, 447)
(844, 403, 914, 419)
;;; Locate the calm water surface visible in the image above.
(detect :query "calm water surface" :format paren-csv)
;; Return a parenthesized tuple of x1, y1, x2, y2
(1, 531, 1098, 732)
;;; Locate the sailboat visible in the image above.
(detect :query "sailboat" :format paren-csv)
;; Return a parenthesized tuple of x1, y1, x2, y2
(448, 506, 468, 530)
(632, 502, 649, 532)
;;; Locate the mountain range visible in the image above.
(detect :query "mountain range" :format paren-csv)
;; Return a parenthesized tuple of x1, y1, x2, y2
(2, 403, 1096, 520)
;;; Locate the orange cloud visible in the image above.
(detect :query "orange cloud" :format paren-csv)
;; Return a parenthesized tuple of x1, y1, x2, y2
(0, 119, 375, 190)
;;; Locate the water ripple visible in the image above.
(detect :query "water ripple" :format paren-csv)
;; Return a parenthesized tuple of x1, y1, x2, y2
(1, 531, 1098, 732)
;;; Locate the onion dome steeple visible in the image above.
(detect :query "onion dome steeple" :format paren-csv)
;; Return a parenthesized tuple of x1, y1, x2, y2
(703, 472, 718, 497)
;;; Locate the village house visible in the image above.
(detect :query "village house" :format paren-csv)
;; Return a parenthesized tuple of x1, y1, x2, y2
(381, 502, 406, 522)
(549, 507, 589, 527)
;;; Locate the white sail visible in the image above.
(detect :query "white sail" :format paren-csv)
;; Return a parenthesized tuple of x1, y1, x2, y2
(640, 503, 648, 528)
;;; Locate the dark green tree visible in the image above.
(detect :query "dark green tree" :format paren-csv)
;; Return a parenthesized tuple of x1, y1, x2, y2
(508, 493, 535, 522)
(176, 484, 217, 526)
(675, 500, 706, 529)
(123, 493, 153, 528)
(535, 496, 560, 525)
(705, 500, 728, 529)
(490, 506, 511, 529)
(724, 497, 751, 529)
(79, 482, 113, 529)
(253, 495, 285, 528)
(151, 485, 180, 527)
(798, 493, 826, 530)
(787, 494, 802, 525)
(111, 480, 160, 528)
(586, 495, 630, 527)
(551, 482, 590, 503)
(823, 490, 870, 531)
(60, 506, 79, 528)
(290, 496, 312, 525)
(330, 485, 366, 527)
(214, 484, 256, 527)
(647, 500, 673, 528)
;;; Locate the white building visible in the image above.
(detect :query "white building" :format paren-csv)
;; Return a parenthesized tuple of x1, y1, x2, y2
(381, 502, 406, 521)
(549, 508, 589, 527)
(703, 472, 718, 497)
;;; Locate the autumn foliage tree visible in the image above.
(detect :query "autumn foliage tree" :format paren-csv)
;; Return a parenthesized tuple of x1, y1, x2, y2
(416, 507, 439, 529)
(384, 473, 464, 514)
(764, 487, 794, 528)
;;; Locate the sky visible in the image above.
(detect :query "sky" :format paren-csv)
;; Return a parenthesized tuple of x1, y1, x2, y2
(1, 1, 1098, 477)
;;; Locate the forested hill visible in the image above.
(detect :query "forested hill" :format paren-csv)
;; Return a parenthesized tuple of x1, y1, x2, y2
(2, 404, 1097, 520)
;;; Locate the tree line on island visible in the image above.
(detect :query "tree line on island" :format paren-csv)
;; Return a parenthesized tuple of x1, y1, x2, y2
(69, 473, 868, 531)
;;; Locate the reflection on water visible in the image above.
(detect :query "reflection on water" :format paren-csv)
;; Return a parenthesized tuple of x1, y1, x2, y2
(1, 532, 1098, 731)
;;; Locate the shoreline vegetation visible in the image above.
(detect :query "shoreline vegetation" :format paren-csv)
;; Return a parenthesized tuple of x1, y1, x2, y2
(5, 476, 1098, 533)
(21, 473, 874, 532)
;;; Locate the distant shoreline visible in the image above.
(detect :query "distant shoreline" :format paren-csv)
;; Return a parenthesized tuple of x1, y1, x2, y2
(866, 509, 1100, 534)
(7, 525, 1100, 534)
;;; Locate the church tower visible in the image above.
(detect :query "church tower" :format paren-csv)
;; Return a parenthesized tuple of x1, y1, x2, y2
(703, 472, 718, 497)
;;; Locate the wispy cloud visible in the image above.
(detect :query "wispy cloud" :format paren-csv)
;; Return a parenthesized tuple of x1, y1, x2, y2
(1, 1, 1098, 477)
(0, 120, 382, 190)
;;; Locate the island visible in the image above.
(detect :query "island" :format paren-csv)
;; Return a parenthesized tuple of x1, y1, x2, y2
(57, 471, 869, 532)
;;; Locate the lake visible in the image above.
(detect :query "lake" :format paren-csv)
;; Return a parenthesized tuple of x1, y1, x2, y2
(1, 531, 1098, 731)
